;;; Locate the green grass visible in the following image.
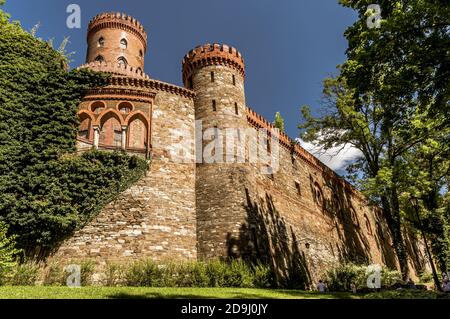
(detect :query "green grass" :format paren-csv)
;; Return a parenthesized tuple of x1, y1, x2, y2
(0, 287, 448, 299)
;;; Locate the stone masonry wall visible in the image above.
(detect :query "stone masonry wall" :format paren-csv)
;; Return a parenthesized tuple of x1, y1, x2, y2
(53, 89, 197, 265)
(233, 119, 427, 283)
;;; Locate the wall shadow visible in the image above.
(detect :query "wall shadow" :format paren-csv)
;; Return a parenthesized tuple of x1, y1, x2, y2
(226, 190, 312, 289)
(318, 174, 372, 265)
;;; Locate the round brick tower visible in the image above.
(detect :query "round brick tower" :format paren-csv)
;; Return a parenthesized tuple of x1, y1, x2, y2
(86, 12, 147, 71)
(183, 43, 254, 260)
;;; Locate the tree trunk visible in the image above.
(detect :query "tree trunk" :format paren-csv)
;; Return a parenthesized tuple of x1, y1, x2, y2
(381, 194, 409, 280)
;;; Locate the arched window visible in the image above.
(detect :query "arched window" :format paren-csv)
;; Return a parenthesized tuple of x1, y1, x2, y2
(118, 101, 132, 114)
(98, 37, 105, 47)
(128, 116, 148, 149)
(78, 114, 92, 140)
(100, 112, 122, 147)
(136, 68, 143, 74)
(120, 38, 128, 49)
(117, 57, 128, 67)
(91, 101, 106, 114)
(94, 55, 105, 63)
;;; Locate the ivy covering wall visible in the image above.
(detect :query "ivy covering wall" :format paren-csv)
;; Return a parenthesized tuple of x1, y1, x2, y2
(0, 6, 148, 259)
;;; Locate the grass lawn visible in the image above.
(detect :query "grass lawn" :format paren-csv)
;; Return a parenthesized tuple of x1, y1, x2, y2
(0, 287, 448, 299)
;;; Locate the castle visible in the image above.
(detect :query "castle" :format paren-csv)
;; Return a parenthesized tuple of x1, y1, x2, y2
(53, 12, 426, 282)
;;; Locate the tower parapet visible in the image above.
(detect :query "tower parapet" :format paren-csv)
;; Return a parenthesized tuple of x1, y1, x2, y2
(182, 43, 245, 88)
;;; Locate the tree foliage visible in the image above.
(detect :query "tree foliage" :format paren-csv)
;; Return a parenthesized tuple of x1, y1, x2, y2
(0, 7, 148, 259)
(273, 112, 285, 133)
(0, 221, 20, 283)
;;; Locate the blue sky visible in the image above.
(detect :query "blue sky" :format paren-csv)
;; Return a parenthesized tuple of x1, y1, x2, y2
(3, 0, 359, 171)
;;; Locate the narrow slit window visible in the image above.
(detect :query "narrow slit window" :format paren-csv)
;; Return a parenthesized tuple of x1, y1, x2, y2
(234, 103, 239, 115)
(211, 71, 215, 82)
(232, 74, 236, 86)
(212, 100, 217, 112)
(295, 181, 301, 196)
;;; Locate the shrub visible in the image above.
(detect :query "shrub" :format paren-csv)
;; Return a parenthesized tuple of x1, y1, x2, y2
(42, 262, 66, 286)
(381, 266, 402, 287)
(120, 259, 272, 288)
(325, 263, 403, 292)
(325, 263, 367, 291)
(5, 262, 39, 286)
(418, 271, 433, 284)
(103, 262, 126, 287)
(205, 260, 228, 287)
(0, 221, 20, 285)
(224, 259, 255, 288)
(174, 262, 208, 287)
(125, 259, 161, 287)
(79, 260, 95, 286)
(185, 262, 209, 287)
(252, 262, 274, 288)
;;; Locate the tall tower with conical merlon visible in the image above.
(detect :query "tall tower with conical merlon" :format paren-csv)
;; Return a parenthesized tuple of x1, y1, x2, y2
(183, 43, 255, 260)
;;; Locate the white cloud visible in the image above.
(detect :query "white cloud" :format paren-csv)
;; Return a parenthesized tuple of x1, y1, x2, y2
(296, 138, 362, 171)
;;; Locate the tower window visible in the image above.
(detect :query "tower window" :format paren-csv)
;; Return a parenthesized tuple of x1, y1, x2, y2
(118, 101, 132, 114)
(120, 38, 128, 49)
(94, 55, 105, 63)
(212, 100, 217, 112)
(139, 50, 143, 58)
(211, 71, 215, 82)
(232, 74, 236, 86)
(188, 76, 193, 89)
(267, 137, 271, 153)
(295, 181, 301, 196)
(117, 57, 128, 67)
(98, 37, 105, 48)
(234, 103, 239, 115)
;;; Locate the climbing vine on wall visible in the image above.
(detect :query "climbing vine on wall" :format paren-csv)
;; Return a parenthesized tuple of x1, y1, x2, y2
(0, 6, 148, 259)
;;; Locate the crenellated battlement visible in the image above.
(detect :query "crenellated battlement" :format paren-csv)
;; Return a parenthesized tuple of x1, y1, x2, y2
(88, 12, 147, 51)
(182, 43, 245, 87)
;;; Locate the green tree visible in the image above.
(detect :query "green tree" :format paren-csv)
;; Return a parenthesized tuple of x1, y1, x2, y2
(273, 112, 285, 133)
